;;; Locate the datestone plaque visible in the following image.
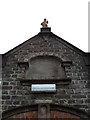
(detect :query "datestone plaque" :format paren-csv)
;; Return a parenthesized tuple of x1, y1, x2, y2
(31, 84, 56, 92)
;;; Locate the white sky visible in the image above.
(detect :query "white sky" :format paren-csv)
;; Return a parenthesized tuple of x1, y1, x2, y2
(0, 0, 89, 54)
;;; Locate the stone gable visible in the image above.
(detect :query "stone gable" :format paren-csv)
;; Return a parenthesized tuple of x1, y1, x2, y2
(2, 28, 90, 119)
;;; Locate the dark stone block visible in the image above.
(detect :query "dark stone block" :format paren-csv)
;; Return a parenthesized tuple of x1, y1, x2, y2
(13, 101, 20, 105)
(72, 95, 86, 99)
(68, 100, 76, 104)
(2, 86, 12, 90)
(2, 90, 8, 95)
(2, 82, 9, 85)
(5, 101, 12, 105)
(2, 95, 10, 99)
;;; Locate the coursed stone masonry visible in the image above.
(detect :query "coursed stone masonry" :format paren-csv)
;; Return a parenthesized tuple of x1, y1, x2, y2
(2, 28, 90, 118)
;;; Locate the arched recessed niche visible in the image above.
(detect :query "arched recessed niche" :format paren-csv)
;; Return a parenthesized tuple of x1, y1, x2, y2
(25, 56, 66, 79)
(17, 55, 72, 87)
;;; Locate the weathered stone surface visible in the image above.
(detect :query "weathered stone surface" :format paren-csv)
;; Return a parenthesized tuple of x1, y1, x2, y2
(2, 29, 90, 116)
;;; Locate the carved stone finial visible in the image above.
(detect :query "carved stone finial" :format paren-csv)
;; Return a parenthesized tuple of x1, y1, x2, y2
(41, 19, 48, 28)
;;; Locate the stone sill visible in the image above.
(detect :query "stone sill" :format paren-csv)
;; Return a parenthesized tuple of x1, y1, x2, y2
(17, 78, 71, 86)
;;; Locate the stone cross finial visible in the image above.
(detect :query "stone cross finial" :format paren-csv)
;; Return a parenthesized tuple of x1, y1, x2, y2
(41, 19, 48, 28)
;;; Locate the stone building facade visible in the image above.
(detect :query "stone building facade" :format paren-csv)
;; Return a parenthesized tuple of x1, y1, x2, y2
(1, 27, 90, 119)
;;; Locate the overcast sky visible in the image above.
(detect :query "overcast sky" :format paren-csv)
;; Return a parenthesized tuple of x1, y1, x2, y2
(0, 0, 89, 54)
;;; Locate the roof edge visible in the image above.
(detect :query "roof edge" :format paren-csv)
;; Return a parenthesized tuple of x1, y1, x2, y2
(51, 32, 86, 56)
(3, 31, 88, 57)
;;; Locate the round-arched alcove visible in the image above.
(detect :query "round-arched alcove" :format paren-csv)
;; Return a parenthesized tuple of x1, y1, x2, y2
(25, 55, 66, 79)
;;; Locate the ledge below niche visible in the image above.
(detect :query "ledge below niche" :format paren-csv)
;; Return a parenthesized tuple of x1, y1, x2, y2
(17, 78, 71, 86)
